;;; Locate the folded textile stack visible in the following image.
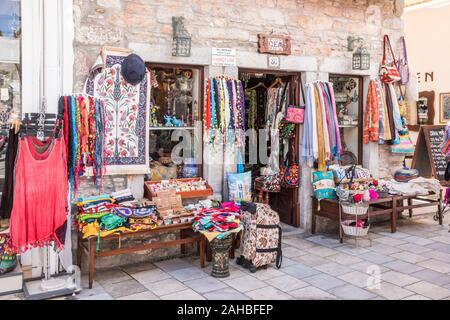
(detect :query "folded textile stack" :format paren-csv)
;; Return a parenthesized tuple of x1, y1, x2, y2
(111, 189, 135, 203)
(193, 202, 241, 239)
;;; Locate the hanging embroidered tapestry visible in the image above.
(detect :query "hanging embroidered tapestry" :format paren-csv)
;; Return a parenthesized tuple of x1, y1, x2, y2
(85, 46, 149, 175)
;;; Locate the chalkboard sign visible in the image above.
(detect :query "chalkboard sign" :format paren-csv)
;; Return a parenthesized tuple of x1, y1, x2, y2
(411, 125, 449, 185)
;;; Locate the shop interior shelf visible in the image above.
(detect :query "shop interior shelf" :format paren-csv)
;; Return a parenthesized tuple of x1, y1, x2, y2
(144, 177, 213, 200)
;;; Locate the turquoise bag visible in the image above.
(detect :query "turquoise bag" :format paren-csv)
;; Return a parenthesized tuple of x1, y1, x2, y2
(312, 171, 336, 200)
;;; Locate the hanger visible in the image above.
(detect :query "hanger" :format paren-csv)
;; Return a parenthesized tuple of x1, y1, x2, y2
(269, 77, 285, 89)
(247, 82, 267, 90)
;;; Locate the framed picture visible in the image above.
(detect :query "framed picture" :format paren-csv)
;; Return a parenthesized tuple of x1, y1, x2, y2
(440, 92, 450, 123)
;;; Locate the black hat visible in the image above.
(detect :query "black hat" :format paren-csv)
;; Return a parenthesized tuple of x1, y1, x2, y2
(121, 53, 146, 85)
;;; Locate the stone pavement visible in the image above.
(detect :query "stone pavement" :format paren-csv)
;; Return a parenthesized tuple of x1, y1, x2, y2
(2, 214, 450, 300)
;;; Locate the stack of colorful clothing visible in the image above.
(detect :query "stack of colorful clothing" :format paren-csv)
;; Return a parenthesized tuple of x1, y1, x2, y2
(193, 202, 242, 240)
(111, 189, 135, 204)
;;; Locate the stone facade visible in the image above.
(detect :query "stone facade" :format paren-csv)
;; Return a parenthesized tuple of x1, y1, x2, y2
(72, 0, 406, 263)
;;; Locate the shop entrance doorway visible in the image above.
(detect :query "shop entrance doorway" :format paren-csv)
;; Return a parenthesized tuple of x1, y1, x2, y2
(239, 69, 301, 227)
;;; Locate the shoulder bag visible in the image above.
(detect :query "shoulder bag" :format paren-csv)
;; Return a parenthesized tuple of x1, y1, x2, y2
(379, 35, 401, 84)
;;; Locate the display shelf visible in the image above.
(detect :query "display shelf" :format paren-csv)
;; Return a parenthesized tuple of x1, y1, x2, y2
(144, 177, 213, 200)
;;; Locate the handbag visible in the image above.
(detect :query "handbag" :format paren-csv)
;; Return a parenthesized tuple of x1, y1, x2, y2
(379, 35, 401, 84)
(284, 75, 305, 124)
(398, 36, 410, 85)
(312, 171, 336, 200)
(280, 149, 300, 188)
(255, 173, 281, 193)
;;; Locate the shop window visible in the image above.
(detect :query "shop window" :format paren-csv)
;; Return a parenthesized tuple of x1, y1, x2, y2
(0, 0, 21, 192)
(329, 75, 363, 165)
(146, 64, 202, 181)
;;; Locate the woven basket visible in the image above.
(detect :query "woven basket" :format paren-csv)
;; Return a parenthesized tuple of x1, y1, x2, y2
(341, 220, 370, 236)
(341, 202, 369, 215)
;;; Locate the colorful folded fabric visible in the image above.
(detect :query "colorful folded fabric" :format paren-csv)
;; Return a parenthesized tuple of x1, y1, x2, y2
(192, 203, 241, 239)
(112, 206, 157, 218)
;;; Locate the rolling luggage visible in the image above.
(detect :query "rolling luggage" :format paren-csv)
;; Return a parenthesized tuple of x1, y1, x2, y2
(236, 202, 282, 272)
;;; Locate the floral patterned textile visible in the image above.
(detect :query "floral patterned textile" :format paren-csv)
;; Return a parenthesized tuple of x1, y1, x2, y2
(239, 203, 282, 269)
(85, 48, 149, 174)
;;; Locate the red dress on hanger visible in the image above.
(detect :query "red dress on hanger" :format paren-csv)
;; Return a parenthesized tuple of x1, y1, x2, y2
(10, 135, 68, 252)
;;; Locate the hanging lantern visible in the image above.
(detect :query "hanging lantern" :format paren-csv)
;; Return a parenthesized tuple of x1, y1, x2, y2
(352, 46, 370, 70)
(172, 17, 191, 57)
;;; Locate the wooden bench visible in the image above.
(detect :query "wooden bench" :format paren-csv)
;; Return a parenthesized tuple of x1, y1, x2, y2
(77, 222, 203, 289)
(312, 192, 442, 243)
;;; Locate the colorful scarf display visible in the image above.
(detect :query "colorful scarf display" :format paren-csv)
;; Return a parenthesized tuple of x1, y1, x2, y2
(192, 202, 241, 239)
(63, 95, 106, 197)
(301, 81, 342, 170)
(204, 77, 246, 146)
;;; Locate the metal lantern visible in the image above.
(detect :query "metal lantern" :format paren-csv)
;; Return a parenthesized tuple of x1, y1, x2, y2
(352, 46, 370, 70)
(172, 17, 191, 57)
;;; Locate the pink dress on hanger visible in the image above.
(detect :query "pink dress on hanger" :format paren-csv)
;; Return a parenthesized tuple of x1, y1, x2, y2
(10, 135, 68, 252)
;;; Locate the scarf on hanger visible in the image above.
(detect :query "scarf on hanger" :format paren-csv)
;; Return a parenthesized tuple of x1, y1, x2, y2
(363, 80, 380, 144)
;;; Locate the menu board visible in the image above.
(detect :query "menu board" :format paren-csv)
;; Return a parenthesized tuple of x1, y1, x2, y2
(412, 125, 448, 184)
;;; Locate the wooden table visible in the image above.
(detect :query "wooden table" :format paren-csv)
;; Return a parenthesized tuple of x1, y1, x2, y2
(77, 222, 202, 289)
(312, 192, 442, 242)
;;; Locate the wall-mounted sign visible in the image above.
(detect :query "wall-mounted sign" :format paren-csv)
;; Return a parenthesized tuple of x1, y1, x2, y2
(211, 47, 236, 67)
(258, 34, 291, 55)
(267, 55, 280, 69)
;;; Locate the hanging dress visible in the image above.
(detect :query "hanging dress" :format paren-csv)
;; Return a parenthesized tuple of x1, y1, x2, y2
(10, 135, 68, 252)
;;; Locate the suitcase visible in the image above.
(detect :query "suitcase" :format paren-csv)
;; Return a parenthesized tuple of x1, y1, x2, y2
(236, 202, 282, 272)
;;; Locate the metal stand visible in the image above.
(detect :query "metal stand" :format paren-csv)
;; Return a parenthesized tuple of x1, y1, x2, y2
(339, 202, 372, 247)
(23, 246, 77, 300)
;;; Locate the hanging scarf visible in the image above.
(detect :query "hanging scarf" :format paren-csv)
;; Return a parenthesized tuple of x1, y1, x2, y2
(363, 80, 380, 144)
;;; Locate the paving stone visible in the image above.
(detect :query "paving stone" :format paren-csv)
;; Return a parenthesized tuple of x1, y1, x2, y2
(289, 286, 338, 300)
(381, 270, 421, 287)
(338, 270, 372, 288)
(429, 236, 450, 244)
(77, 279, 108, 299)
(169, 267, 209, 282)
(384, 260, 425, 274)
(223, 275, 267, 292)
(390, 251, 430, 264)
(334, 245, 370, 256)
(264, 275, 309, 292)
(402, 294, 431, 300)
(292, 253, 329, 267)
(305, 246, 339, 257)
(422, 250, 450, 263)
(246, 286, 293, 300)
(102, 279, 147, 299)
(411, 269, 450, 286)
(417, 259, 450, 274)
(131, 268, 171, 284)
(376, 231, 411, 239)
(349, 261, 389, 273)
(398, 243, 433, 254)
(369, 282, 414, 300)
(426, 242, 450, 254)
(282, 246, 307, 258)
(116, 291, 159, 300)
(248, 267, 285, 280)
(160, 288, 205, 300)
(278, 257, 298, 267)
(282, 264, 320, 279)
(368, 244, 403, 255)
(314, 262, 353, 276)
(154, 258, 193, 272)
(145, 278, 188, 296)
(328, 284, 376, 300)
(283, 238, 317, 250)
(303, 273, 346, 291)
(402, 236, 435, 246)
(305, 235, 342, 248)
(359, 252, 395, 264)
(405, 281, 450, 300)
(78, 293, 114, 300)
(203, 287, 250, 300)
(94, 268, 132, 284)
(326, 252, 363, 265)
(184, 277, 228, 294)
(120, 262, 156, 274)
(373, 237, 407, 246)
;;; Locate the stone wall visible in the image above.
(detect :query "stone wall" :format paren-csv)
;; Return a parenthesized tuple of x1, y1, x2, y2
(72, 0, 406, 259)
